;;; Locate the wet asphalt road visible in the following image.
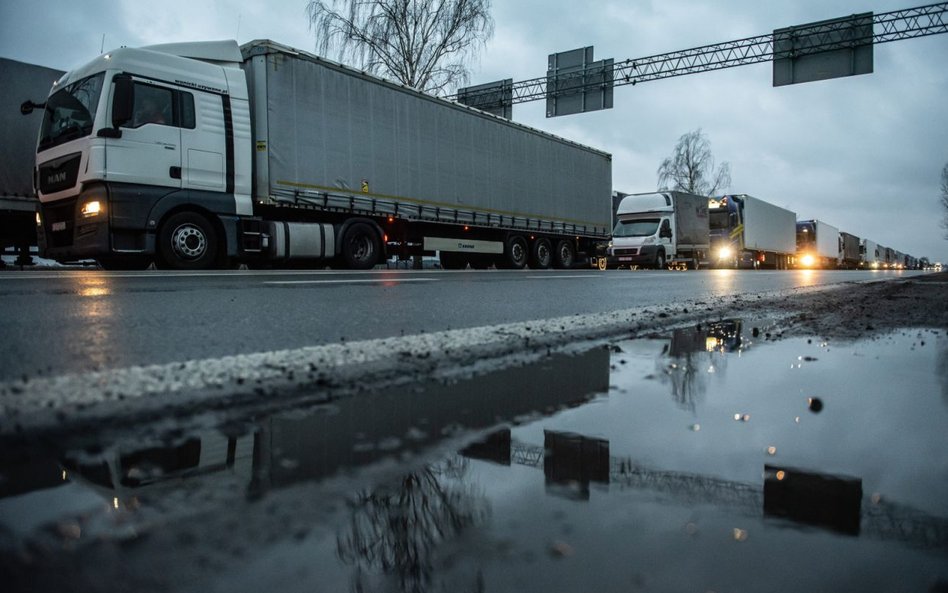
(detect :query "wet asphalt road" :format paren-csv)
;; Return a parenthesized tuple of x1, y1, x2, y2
(2, 326, 945, 592)
(0, 267, 928, 381)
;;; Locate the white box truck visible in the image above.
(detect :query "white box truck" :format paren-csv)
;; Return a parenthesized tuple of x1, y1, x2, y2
(29, 40, 612, 270)
(708, 194, 796, 269)
(795, 219, 840, 269)
(605, 191, 709, 270)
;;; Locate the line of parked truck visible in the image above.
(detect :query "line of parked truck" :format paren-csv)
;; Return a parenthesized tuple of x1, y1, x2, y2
(605, 190, 929, 271)
(1, 41, 931, 272)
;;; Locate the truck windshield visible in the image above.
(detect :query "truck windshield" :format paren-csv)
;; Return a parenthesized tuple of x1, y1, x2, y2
(709, 210, 730, 230)
(796, 224, 816, 248)
(38, 72, 105, 153)
(613, 218, 660, 238)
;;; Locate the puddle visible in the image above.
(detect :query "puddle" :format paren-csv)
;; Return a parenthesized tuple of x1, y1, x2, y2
(1, 328, 947, 592)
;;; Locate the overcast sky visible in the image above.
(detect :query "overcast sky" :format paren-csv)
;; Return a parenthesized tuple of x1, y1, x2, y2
(2, 0, 946, 262)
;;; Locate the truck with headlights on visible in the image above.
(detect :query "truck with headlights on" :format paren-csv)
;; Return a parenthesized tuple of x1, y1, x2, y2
(708, 194, 796, 269)
(28, 40, 612, 270)
(794, 219, 840, 269)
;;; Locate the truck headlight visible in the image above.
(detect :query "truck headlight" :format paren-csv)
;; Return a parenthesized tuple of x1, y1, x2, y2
(800, 254, 815, 267)
(36, 211, 42, 226)
(717, 246, 733, 260)
(80, 200, 103, 218)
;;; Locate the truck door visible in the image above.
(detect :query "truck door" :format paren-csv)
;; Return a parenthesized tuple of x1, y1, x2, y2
(106, 80, 182, 191)
(179, 90, 226, 193)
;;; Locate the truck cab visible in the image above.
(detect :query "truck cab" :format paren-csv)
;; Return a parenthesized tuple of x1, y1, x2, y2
(32, 41, 253, 269)
(608, 193, 675, 269)
(708, 195, 749, 268)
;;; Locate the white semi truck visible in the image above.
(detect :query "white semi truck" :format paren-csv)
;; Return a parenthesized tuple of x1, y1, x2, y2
(708, 194, 796, 269)
(795, 219, 840, 269)
(605, 191, 710, 269)
(29, 40, 612, 270)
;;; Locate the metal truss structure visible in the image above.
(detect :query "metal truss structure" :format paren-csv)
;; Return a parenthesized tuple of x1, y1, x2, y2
(448, 2, 948, 107)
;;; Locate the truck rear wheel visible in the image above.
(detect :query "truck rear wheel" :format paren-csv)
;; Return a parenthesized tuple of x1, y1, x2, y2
(342, 222, 381, 270)
(553, 239, 575, 269)
(157, 212, 218, 270)
(530, 238, 552, 269)
(500, 235, 528, 269)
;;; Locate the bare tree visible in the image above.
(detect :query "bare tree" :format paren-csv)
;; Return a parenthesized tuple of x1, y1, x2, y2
(656, 129, 731, 196)
(307, 0, 494, 96)
(941, 162, 948, 239)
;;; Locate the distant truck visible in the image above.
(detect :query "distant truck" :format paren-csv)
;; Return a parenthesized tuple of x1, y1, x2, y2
(708, 194, 796, 269)
(860, 238, 882, 269)
(795, 219, 840, 269)
(838, 232, 861, 269)
(604, 191, 710, 270)
(0, 58, 64, 266)
(27, 40, 611, 270)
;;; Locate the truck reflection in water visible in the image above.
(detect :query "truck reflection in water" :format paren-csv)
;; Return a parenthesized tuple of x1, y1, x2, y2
(659, 319, 744, 410)
(30, 346, 610, 514)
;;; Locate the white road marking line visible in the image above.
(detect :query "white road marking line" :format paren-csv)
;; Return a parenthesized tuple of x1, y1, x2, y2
(264, 278, 439, 285)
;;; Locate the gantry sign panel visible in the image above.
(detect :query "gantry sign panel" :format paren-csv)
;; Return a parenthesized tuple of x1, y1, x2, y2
(773, 12, 875, 86)
(456, 78, 514, 119)
(546, 46, 614, 117)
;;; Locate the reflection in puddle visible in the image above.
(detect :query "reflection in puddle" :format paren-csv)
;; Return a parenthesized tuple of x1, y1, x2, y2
(2, 329, 947, 591)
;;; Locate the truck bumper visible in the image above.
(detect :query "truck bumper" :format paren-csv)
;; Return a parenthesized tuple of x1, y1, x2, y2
(38, 185, 154, 262)
(610, 245, 660, 267)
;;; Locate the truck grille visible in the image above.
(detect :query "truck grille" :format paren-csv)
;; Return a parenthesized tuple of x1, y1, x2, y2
(38, 153, 81, 195)
(613, 248, 639, 256)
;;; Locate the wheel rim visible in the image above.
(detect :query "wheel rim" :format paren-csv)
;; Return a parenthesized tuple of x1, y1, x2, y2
(171, 223, 207, 260)
(349, 235, 373, 262)
(537, 243, 551, 267)
(511, 240, 526, 266)
(559, 243, 574, 267)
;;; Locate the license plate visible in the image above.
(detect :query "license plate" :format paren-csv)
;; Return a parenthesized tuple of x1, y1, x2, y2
(51, 221, 66, 232)
(619, 256, 633, 261)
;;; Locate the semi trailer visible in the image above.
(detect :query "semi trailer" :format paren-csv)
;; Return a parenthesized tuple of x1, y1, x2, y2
(604, 191, 709, 270)
(838, 231, 861, 269)
(795, 219, 840, 269)
(708, 194, 796, 269)
(29, 40, 612, 270)
(1, 58, 64, 266)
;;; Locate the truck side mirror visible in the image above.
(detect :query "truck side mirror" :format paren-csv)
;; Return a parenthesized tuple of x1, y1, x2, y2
(20, 100, 45, 115)
(112, 75, 134, 129)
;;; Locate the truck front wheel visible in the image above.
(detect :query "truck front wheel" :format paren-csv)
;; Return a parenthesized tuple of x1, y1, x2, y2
(157, 212, 218, 270)
(654, 250, 666, 270)
(342, 222, 382, 270)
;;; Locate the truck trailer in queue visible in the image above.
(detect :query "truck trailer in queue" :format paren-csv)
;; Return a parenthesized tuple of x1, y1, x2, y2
(29, 40, 612, 270)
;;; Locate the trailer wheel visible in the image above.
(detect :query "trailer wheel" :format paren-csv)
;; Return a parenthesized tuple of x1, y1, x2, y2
(553, 239, 575, 269)
(341, 222, 382, 270)
(530, 238, 552, 269)
(157, 211, 218, 270)
(500, 235, 528, 269)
